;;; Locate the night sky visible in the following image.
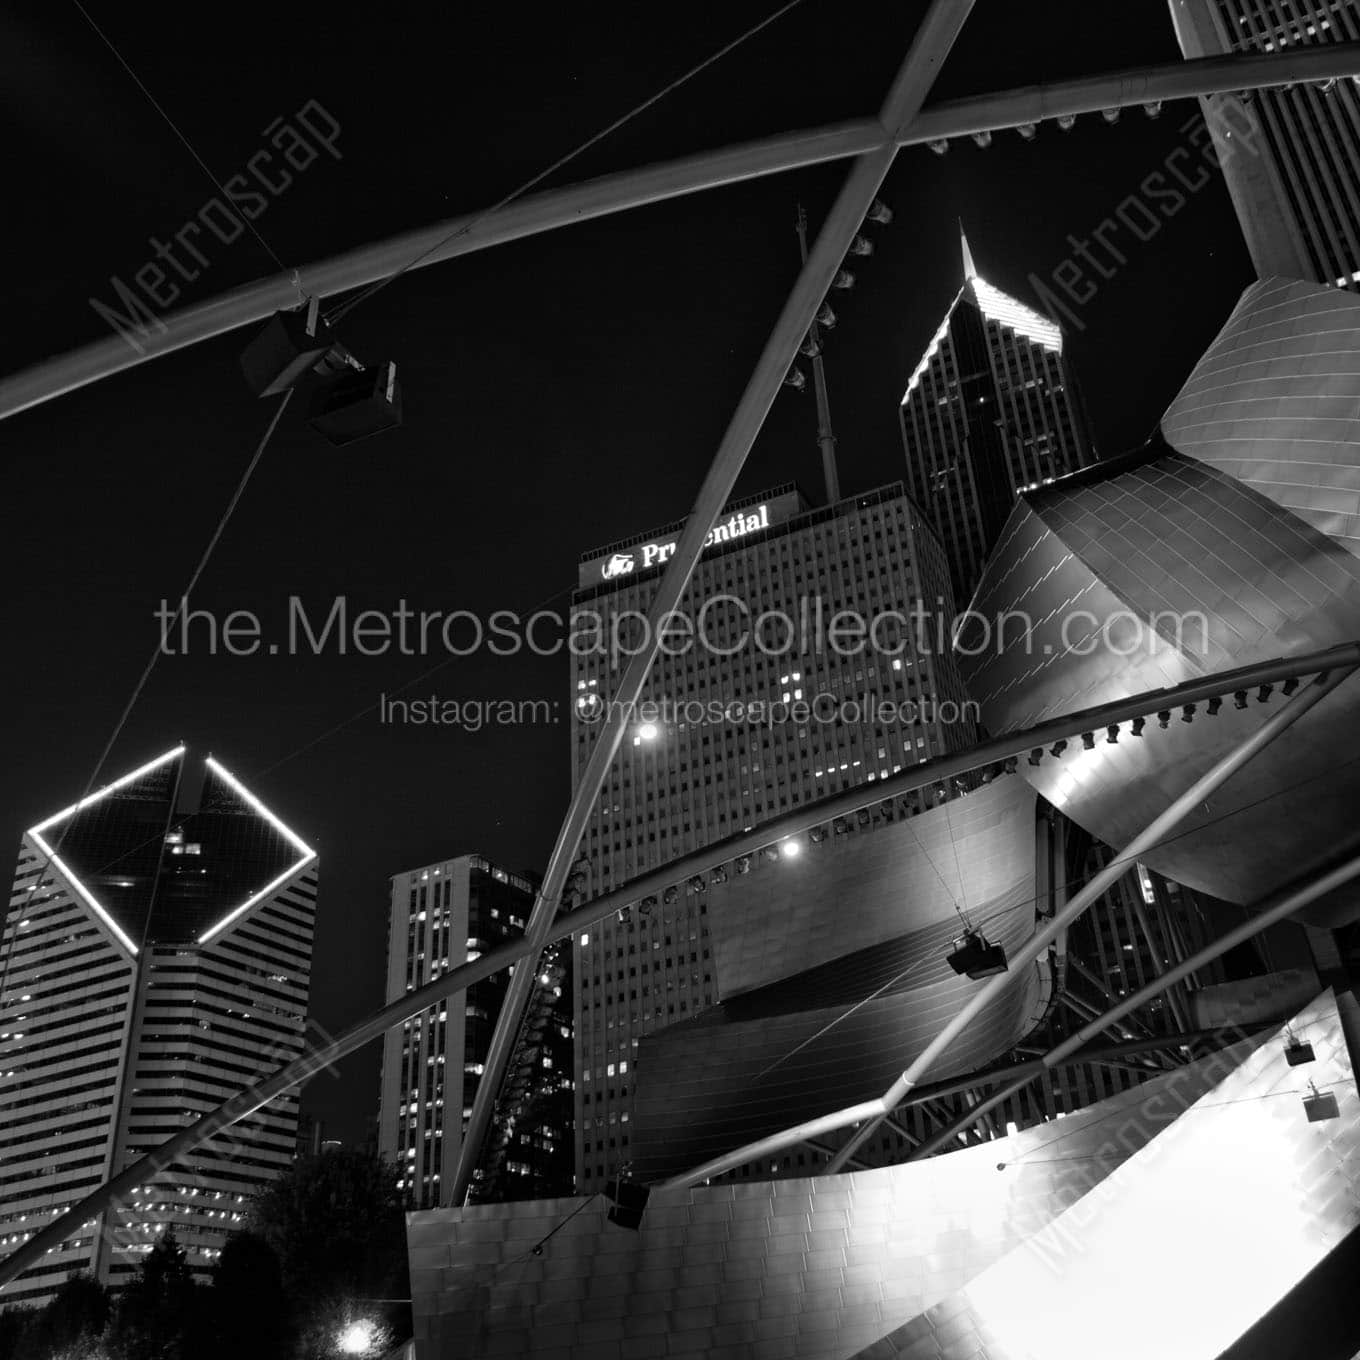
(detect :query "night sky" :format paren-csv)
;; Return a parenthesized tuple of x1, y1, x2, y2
(1, 1, 1255, 1144)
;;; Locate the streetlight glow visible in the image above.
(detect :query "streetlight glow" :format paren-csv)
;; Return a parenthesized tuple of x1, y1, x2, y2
(337, 1318, 379, 1355)
(780, 839, 801, 859)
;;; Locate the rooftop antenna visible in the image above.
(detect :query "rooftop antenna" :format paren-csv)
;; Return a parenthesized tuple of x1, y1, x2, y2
(795, 204, 841, 506)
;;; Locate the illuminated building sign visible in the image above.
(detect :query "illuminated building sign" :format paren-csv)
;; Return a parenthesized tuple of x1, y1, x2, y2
(580, 491, 803, 588)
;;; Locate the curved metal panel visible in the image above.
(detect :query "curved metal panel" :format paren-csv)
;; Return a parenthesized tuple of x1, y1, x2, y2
(958, 306, 1360, 921)
(628, 778, 1044, 1182)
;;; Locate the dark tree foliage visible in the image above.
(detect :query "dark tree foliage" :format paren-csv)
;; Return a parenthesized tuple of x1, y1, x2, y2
(0, 1274, 110, 1360)
(247, 1149, 410, 1349)
(199, 1232, 292, 1360)
(105, 1231, 199, 1360)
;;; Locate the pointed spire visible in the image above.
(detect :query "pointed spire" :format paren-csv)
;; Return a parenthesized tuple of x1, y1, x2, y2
(959, 219, 978, 281)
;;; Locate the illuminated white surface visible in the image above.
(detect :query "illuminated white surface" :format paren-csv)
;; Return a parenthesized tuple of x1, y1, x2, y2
(26, 831, 139, 956)
(24, 745, 187, 957)
(196, 757, 316, 944)
(901, 274, 1062, 405)
(30, 745, 184, 835)
(956, 989, 1359, 1360)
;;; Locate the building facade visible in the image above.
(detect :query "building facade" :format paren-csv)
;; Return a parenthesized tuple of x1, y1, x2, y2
(377, 855, 573, 1209)
(569, 482, 978, 1188)
(1170, 0, 1360, 288)
(0, 747, 317, 1306)
(898, 229, 1092, 604)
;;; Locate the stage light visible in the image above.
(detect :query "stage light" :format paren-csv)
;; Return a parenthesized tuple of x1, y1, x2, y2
(1157, 710, 1172, 729)
(857, 808, 872, 827)
(1131, 717, 1146, 737)
(1234, 690, 1249, 710)
(735, 855, 751, 874)
(1284, 1037, 1315, 1067)
(831, 269, 856, 290)
(1081, 731, 1095, 750)
(605, 1178, 650, 1230)
(809, 826, 826, 843)
(946, 930, 1008, 979)
(779, 839, 801, 859)
(1258, 684, 1273, 703)
(972, 130, 993, 148)
(1102, 107, 1121, 123)
(1206, 696, 1222, 716)
(239, 298, 335, 397)
(1181, 704, 1196, 723)
(638, 895, 656, 915)
(638, 722, 659, 742)
(1106, 725, 1119, 744)
(1283, 677, 1300, 696)
(1028, 748, 1042, 766)
(833, 817, 850, 835)
(848, 235, 874, 256)
(687, 876, 704, 894)
(1057, 114, 1077, 130)
(1003, 757, 1017, 774)
(1017, 122, 1037, 140)
(865, 200, 893, 225)
(662, 885, 678, 905)
(816, 303, 837, 328)
(1143, 100, 1163, 118)
(1050, 739, 1068, 757)
(710, 865, 727, 885)
(761, 846, 780, 863)
(783, 366, 807, 391)
(928, 139, 949, 155)
(307, 360, 402, 446)
(1303, 1082, 1339, 1122)
(799, 334, 823, 358)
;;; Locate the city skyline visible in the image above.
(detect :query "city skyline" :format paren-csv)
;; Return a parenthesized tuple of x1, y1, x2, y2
(0, 2, 1283, 1160)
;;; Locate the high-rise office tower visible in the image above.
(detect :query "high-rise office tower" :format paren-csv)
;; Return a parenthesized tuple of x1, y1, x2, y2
(0, 747, 317, 1306)
(1170, 0, 1360, 288)
(377, 855, 574, 1208)
(898, 229, 1093, 604)
(569, 482, 977, 1188)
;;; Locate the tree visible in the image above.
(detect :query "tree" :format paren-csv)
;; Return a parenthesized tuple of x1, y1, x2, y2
(199, 1232, 291, 1360)
(0, 1276, 109, 1360)
(246, 1149, 409, 1356)
(105, 1231, 198, 1360)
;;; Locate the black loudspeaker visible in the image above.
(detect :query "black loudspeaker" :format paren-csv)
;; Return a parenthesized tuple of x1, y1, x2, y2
(239, 299, 335, 397)
(946, 931, 1009, 980)
(1304, 1090, 1340, 1123)
(605, 1178, 650, 1231)
(307, 361, 402, 445)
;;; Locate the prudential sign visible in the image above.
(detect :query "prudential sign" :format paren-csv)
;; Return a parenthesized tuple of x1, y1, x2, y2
(597, 505, 772, 582)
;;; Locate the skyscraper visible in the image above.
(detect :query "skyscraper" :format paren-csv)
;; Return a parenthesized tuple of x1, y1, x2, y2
(0, 747, 317, 1306)
(1170, 0, 1360, 288)
(377, 855, 574, 1208)
(898, 228, 1093, 604)
(569, 482, 977, 1188)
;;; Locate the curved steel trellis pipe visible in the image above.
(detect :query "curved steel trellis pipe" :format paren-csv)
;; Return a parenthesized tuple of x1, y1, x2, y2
(4, 43, 1360, 423)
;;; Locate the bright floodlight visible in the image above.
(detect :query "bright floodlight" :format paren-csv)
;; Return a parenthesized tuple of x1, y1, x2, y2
(780, 839, 801, 859)
(337, 1319, 378, 1355)
(638, 722, 659, 742)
